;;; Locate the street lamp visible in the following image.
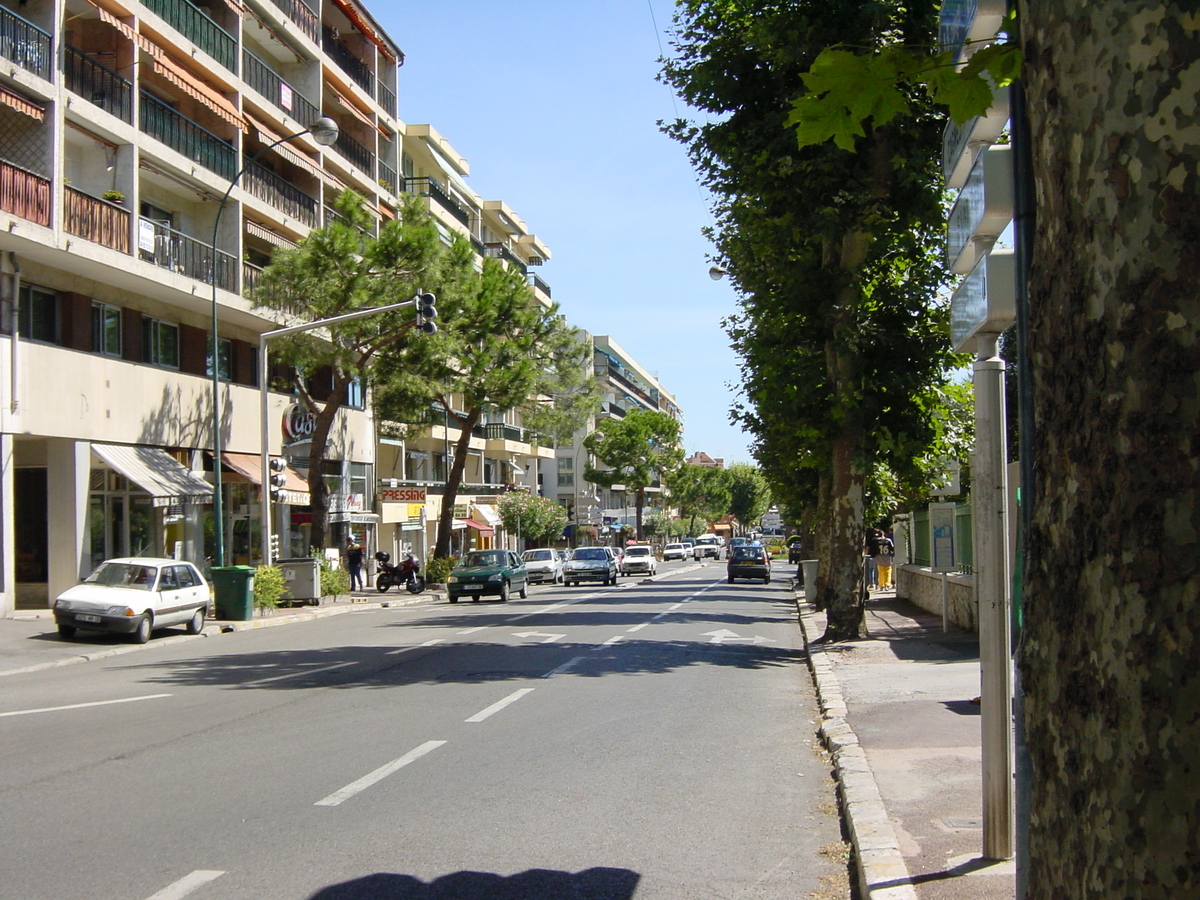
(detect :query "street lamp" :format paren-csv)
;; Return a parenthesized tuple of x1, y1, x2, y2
(209, 117, 339, 567)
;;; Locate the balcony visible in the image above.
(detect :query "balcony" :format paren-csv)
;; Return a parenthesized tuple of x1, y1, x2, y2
(378, 160, 397, 194)
(140, 92, 236, 181)
(143, 0, 236, 72)
(242, 260, 263, 298)
(529, 272, 552, 299)
(0, 159, 50, 226)
(377, 82, 396, 118)
(333, 130, 374, 179)
(405, 176, 470, 227)
(65, 187, 130, 253)
(243, 49, 319, 129)
(267, 0, 319, 44)
(0, 6, 50, 80)
(64, 46, 133, 123)
(242, 156, 318, 227)
(484, 242, 527, 275)
(322, 27, 374, 96)
(138, 216, 236, 291)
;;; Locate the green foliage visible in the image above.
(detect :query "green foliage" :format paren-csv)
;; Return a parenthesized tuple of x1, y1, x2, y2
(584, 409, 685, 539)
(668, 464, 732, 532)
(425, 556, 456, 584)
(252, 564, 286, 609)
(726, 463, 771, 529)
(497, 491, 569, 545)
(320, 564, 350, 598)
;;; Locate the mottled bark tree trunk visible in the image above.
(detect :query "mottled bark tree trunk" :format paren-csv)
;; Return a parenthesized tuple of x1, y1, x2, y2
(305, 375, 350, 552)
(433, 407, 481, 560)
(1019, 4, 1200, 895)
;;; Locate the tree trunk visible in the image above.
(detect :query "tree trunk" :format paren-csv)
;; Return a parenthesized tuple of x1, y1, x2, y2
(635, 485, 646, 540)
(433, 407, 480, 559)
(305, 377, 349, 553)
(1019, 4, 1200, 895)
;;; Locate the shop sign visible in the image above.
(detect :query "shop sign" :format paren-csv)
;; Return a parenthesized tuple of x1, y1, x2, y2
(283, 405, 317, 443)
(380, 487, 427, 503)
(452, 504, 468, 519)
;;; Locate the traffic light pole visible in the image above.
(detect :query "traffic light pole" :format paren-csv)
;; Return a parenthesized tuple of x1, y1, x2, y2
(258, 297, 431, 565)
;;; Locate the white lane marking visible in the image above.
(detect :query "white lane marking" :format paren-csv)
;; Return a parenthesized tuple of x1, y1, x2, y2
(465, 688, 535, 723)
(703, 629, 777, 645)
(512, 631, 565, 643)
(543, 656, 586, 678)
(457, 626, 488, 634)
(653, 612, 669, 619)
(669, 603, 684, 610)
(626, 623, 649, 633)
(0, 693, 172, 719)
(144, 870, 225, 900)
(602, 635, 624, 646)
(386, 638, 444, 655)
(242, 661, 357, 685)
(315, 740, 446, 806)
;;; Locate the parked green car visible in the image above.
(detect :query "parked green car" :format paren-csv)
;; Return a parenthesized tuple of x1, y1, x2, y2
(447, 549, 529, 603)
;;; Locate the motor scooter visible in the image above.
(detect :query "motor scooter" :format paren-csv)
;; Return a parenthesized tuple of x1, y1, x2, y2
(375, 551, 426, 594)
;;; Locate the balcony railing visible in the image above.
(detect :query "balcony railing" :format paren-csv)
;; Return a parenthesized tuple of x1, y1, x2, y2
(333, 130, 374, 179)
(242, 261, 263, 298)
(242, 156, 318, 226)
(529, 272, 552, 298)
(64, 46, 133, 123)
(378, 160, 397, 194)
(143, 0, 236, 71)
(485, 242, 528, 275)
(0, 159, 50, 226)
(138, 216, 236, 291)
(140, 92, 236, 181)
(377, 82, 396, 118)
(0, 6, 50, 80)
(405, 176, 470, 227)
(242, 49, 319, 128)
(475, 422, 534, 444)
(267, 0, 319, 44)
(322, 27, 374, 96)
(65, 187, 130, 253)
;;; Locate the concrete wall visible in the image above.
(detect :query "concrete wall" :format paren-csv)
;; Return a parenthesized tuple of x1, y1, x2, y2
(895, 564, 977, 632)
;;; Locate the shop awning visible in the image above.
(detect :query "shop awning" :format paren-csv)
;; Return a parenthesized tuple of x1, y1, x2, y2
(92, 444, 213, 508)
(472, 504, 501, 528)
(220, 452, 310, 503)
(459, 518, 495, 535)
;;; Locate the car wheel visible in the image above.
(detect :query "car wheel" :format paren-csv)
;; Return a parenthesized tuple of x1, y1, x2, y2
(186, 608, 205, 635)
(133, 614, 152, 644)
(519, 582, 528, 599)
(449, 595, 458, 604)
(57, 623, 76, 640)
(728, 576, 735, 584)
(499, 581, 510, 602)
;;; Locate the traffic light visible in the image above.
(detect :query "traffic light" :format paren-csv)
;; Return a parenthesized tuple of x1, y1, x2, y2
(269, 457, 287, 502)
(269, 533, 281, 558)
(416, 292, 437, 334)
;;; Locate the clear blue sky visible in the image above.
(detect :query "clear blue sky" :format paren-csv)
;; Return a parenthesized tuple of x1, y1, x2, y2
(370, 1, 751, 464)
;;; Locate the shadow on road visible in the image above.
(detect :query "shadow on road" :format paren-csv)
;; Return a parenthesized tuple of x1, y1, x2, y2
(307, 867, 639, 899)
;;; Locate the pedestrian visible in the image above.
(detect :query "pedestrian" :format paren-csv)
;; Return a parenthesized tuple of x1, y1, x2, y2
(872, 528, 895, 591)
(863, 529, 878, 590)
(345, 538, 364, 592)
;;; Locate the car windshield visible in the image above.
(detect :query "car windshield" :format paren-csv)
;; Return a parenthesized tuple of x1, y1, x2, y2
(626, 548, 651, 557)
(666, 544, 683, 550)
(573, 548, 608, 561)
(733, 547, 764, 561)
(523, 550, 554, 561)
(462, 551, 506, 568)
(84, 562, 158, 590)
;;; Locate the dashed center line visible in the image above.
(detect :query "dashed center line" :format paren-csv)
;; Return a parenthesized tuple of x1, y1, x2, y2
(144, 870, 225, 900)
(465, 688, 535, 723)
(603, 635, 624, 646)
(387, 638, 445, 655)
(626, 623, 649, 633)
(315, 740, 446, 807)
(0, 693, 172, 718)
(243, 661, 357, 686)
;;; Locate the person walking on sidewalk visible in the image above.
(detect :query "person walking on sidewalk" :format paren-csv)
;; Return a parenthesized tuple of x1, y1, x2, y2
(345, 539, 364, 592)
(871, 528, 895, 591)
(863, 529, 878, 590)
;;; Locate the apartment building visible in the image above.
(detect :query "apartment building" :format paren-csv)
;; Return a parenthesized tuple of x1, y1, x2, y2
(0, 0, 566, 614)
(552, 334, 682, 538)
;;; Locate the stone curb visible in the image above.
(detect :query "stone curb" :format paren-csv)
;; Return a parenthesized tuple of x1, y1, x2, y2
(795, 593, 918, 900)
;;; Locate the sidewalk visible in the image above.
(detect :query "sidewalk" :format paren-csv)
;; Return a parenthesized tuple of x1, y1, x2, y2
(797, 589, 1016, 900)
(0, 589, 438, 678)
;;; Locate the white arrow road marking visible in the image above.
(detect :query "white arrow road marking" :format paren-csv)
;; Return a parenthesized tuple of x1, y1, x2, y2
(0, 693, 172, 718)
(465, 688, 535, 723)
(144, 870, 225, 900)
(457, 626, 488, 634)
(512, 631, 566, 643)
(543, 655, 586, 678)
(315, 740, 446, 806)
(243, 661, 357, 685)
(702, 630, 777, 645)
(386, 638, 445, 655)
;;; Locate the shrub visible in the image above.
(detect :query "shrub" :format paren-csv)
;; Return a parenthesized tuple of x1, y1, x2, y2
(253, 565, 286, 609)
(425, 556, 456, 584)
(319, 563, 350, 598)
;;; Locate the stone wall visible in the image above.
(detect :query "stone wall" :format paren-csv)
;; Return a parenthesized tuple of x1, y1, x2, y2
(895, 565, 977, 632)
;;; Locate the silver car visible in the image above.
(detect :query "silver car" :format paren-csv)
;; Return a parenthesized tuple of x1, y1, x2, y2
(521, 548, 564, 584)
(564, 547, 618, 586)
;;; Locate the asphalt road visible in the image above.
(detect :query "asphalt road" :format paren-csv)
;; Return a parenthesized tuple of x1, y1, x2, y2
(0, 563, 846, 900)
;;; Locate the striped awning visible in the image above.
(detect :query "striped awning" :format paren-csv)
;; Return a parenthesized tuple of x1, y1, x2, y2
(330, 0, 397, 62)
(92, 444, 213, 508)
(331, 86, 375, 131)
(245, 219, 298, 249)
(0, 87, 44, 122)
(151, 53, 247, 132)
(87, 0, 159, 57)
(244, 112, 323, 179)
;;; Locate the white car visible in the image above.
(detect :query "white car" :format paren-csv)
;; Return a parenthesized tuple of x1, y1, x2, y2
(622, 545, 658, 576)
(663, 543, 689, 561)
(52, 558, 210, 644)
(521, 548, 564, 584)
(693, 535, 722, 560)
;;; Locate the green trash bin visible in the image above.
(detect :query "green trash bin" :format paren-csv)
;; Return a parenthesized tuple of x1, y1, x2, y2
(211, 566, 256, 620)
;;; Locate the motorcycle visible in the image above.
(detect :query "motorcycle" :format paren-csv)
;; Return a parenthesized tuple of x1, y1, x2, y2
(375, 551, 426, 594)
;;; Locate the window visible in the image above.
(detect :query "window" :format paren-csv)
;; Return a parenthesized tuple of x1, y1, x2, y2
(142, 317, 179, 368)
(206, 336, 231, 379)
(18, 285, 58, 344)
(558, 472, 574, 487)
(346, 376, 365, 409)
(92, 303, 122, 356)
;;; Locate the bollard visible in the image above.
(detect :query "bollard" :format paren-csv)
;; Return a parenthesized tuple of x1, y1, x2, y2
(801, 560, 819, 603)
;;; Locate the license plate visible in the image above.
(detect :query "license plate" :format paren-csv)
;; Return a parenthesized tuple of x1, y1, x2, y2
(77, 614, 102, 623)
(462, 584, 483, 591)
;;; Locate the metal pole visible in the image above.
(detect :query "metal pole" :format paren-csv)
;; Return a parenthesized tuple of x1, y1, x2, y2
(974, 333, 1015, 860)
